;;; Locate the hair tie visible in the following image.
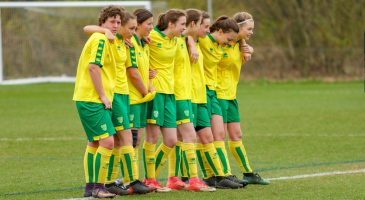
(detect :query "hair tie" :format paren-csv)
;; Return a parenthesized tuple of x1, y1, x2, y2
(237, 18, 253, 25)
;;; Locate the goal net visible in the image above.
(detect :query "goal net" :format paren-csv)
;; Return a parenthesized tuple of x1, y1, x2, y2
(0, 1, 151, 84)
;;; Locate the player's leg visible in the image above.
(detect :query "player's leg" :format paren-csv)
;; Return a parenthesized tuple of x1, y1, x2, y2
(112, 94, 152, 194)
(83, 141, 98, 197)
(196, 103, 241, 189)
(207, 89, 234, 178)
(130, 102, 147, 182)
(167, 100, 192, 190)
(166, 129, 184, 189)
(143, 93, 171, 191)
(76, 101, 116, 198)
(226, 100, 269, 185)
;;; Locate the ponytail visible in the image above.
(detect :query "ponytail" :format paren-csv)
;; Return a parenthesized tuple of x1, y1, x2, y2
(156, 9, 186, 31)
(156, 13, 168, 30)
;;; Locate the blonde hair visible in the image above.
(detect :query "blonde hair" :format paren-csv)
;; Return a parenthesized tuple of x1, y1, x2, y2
(233, 12, 253, 26)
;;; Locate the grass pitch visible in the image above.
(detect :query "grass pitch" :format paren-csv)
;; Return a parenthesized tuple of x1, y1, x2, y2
(0, 81, 364, 200)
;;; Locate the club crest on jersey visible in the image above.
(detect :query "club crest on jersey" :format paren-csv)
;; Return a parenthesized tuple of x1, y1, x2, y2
(157, 43, 162, 48)
(129, 114, 134, 121)
(223, 53, 228, 58)
(184, 110, 189, 116)
(153, 111, 159, 118)
(101, 124, 107, 131)
(209, 48, 213, 53)
(117, 117, 123, 124)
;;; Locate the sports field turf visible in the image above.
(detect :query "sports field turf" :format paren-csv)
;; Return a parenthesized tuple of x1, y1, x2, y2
(0, 81, 364, 200)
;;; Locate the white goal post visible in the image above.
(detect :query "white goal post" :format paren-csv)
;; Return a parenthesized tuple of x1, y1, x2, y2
(0, 1, 151, 85)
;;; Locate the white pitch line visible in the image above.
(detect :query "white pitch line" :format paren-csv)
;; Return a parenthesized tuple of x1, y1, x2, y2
(60, 169, 365, 200)
(267, 168, 365, 181)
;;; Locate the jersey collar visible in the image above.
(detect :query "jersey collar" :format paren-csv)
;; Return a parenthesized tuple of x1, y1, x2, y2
(154, 27, 167, 38)
(207, 33, 217, 43)
(116, 33, 123, 40)
(133, 34, 145, 47)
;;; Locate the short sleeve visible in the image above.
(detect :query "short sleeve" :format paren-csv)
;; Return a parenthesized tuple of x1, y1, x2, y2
(88, 36, 106, 67)
(126, 46, 138, 68)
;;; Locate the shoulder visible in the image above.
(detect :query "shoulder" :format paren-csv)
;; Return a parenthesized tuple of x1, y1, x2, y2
(149, 29, 159, 39)
(89, 32, 108, 41)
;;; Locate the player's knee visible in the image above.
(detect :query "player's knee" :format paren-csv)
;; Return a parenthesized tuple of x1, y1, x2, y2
(198, 131, 214, 144)
(229, 133, 242, 141)
(213, 131, 225, 141)
(184, 132, 196, 143)
(164, 137, 177, 147)
(100, 137, 114, 149)
(146, 135, 158, 144)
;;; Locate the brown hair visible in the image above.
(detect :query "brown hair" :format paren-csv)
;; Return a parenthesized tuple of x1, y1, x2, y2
(210, 15, 239, 33)
(98, 6, 124, 26)
(133, 8, 153, 24)
(121, 10, 136, 26)
(186, 9, 201, 26)
(233, 12, 253, 25)
(201, 11, 210, 24)
(156, 9, 186, 31)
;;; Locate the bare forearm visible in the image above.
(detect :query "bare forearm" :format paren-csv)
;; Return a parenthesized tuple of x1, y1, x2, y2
(88, 64, 106, 98)
(83, 25, 107, 35)
(127, 68, 148, 96)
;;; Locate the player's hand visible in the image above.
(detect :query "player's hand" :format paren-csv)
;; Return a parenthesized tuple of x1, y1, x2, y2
(105, 30, 115, 43)
(148, 85, 155, 93)
(243, 44, 254, 54)
(243, 53, 252, 62)
(100, 96, 112, 109)
(242, 44, 250, 53)
(143, 36, 152, 44)
(149, 69, 157, 79)
(124, 38, 134, 48)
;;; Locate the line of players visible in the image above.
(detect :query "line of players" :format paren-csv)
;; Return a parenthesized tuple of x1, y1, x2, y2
(73, 6, 269, 198)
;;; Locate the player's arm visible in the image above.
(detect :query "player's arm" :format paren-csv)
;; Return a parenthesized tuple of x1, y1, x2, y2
(186, 36, 199, 64)
(83, 25, 114, 43)
(127, 68, 148, 96)
(88, 64, 111, 109)
(148, 79, 155, 92)
(239, 39, 253, 62)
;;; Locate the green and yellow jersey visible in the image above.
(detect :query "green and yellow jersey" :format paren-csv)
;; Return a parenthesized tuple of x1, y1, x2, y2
(149, 27, 177, 94)
(174, 36, 192, 100)
(73, 32, 116, 103)
(216, 42, 243, 100)
(191, 41, 206, 104)
(113, 33, 129, 95)
(199, 33, 224, 91)
(127, 34, 150, 105)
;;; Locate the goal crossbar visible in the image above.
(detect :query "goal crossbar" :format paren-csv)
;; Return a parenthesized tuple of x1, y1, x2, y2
(0, 1, 151, 9)
(0, 1, 151, 85)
